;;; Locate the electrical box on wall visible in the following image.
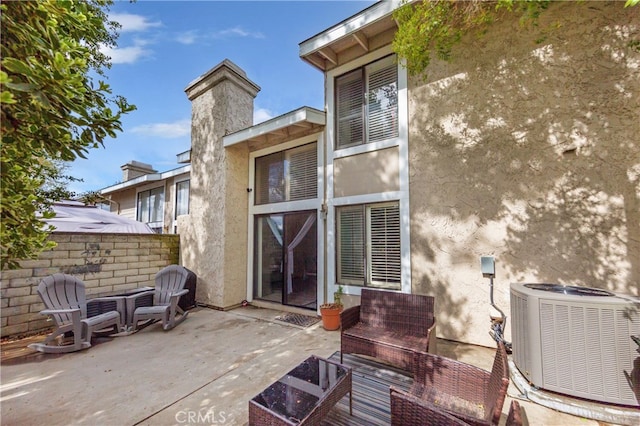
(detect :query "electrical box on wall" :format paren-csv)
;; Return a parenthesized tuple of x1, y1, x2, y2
(481, 256, 495, 278)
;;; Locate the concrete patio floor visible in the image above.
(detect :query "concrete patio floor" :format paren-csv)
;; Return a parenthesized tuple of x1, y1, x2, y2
(0, 306, 621, 425)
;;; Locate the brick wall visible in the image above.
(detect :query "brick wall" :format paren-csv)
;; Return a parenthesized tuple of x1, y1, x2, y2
(0, 232, 180, 338)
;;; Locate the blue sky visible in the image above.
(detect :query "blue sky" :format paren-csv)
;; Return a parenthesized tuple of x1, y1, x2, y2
(69, 0, 377, 194)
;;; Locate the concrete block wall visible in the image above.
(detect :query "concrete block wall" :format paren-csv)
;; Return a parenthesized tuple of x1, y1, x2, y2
(1, 232, 180, 338)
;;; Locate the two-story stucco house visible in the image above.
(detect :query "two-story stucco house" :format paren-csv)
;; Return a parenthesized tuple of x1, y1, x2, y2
(101, 156, 191, 234)
(102, 0, 639, 347)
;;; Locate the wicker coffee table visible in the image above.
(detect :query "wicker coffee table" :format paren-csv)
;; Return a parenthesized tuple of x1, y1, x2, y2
(249, 355, 352, 425)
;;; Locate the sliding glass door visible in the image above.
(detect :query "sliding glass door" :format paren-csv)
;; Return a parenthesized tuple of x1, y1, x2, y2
(253, 211, 317, 309)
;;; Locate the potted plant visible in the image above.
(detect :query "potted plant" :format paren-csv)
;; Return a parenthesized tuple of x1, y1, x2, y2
(320, 285, 344, 331)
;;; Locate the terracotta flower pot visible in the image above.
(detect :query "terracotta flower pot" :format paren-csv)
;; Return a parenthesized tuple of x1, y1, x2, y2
(320, 304, 343, 331)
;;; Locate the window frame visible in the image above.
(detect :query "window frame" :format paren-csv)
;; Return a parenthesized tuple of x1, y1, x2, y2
(174, 179, 190, 218)
(246, 133, 325, 310)
(254, 142, 318, 206)
(173, 178, 190, 233)
(325, 46, 410, 299)
(336, 201, 401, 290)
(335, 55, 398, 150)
(136, 186, 164, 233)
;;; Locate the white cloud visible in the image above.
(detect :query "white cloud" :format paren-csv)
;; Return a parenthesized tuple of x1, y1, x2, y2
(101, 44, 151, 64)
(131, 119, 191, 139)
(254, 108, 274, 125)
(176, 30, 198, 45)
(175, 27, 264, 46)
(109, 13, 162, 33)
(213, 27, 265, 39)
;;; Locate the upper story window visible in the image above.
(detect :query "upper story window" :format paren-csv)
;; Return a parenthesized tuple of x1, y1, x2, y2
(335, 55, 398, 149)
(175, 180, 190, 218)
(137, 186, 164, 233)
(254, 143, 317, 205)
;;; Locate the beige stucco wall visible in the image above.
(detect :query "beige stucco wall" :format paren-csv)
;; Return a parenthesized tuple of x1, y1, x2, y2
(408, 2, 639, 346)
(334, 147, 400, 197)
(109, 187, 137, 221)
(180, 60, 258, 309)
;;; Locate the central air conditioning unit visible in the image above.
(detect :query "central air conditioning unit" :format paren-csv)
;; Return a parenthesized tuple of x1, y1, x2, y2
(510, 282, 640, 406)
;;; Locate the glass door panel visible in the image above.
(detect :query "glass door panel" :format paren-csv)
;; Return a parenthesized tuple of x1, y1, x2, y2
(283, 211, 317, 309)
(253, 211, 317, 310)
(254, 215, 284, 303)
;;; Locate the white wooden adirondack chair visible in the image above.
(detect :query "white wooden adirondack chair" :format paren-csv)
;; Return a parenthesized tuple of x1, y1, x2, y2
(29, 274, 123, 353)
(130, 265, 190, 331)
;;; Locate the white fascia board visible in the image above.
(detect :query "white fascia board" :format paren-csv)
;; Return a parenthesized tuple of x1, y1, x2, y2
(299, 0, 403, 57)
(223, 107, 326, 148)
(161, 164, 191, 180)
(100, 164, 191, 195)
(176, 150, 191, 164)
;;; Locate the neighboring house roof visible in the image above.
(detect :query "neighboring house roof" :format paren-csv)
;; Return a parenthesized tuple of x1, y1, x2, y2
(99, 164, 191, 195)
(223, 106, 326, 148)
(45, 201, 155, 233)
(299, 0, 403, 72)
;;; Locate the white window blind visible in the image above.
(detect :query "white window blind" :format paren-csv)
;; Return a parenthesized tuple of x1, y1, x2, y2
(254, 143, 317, 205)
(335, 56, 398, 149)
(288, 145, 317, 201)
(368, 203, 401, 287)
(367, 63, 398, 143)
(336, 70, 364, 149)
(337, 206, 365, 284)
(337, 202, 401, 289)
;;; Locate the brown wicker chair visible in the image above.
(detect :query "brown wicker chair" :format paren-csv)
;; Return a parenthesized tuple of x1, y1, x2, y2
(340, 288, 436, 373)
(506, 400, 523, 426)
(390, 389, 523, 426)
(389, 341, 510, 426)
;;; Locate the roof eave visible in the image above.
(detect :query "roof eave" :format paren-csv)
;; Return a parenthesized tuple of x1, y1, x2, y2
(299, 0, 405, 72)
(223, 107, 326, 148)
(100, 165, 191, 195)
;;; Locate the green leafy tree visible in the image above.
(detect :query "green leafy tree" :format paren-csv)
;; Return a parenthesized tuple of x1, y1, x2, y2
(1, 0, 135, 269)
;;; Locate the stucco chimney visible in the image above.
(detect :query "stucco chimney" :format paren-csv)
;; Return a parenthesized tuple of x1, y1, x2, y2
(181, 59, 260, 309)
(120, 161, 156, 182)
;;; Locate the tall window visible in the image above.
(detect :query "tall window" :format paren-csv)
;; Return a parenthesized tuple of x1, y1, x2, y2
(335, 55, 398, 149)
(175, 180, 190, 217)
(254, 143, 317, 205)
(137, 187, 164, 233)
(336, 202, 401, 289)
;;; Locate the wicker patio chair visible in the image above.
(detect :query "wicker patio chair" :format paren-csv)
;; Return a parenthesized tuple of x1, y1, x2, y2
(389, 341, 510, 426)
(390, 388, 523, 426)
(340, 288, 436, 373)
(130, 265, 190, 331)
(28, 274, 123, 353)
(505, 400, 523, 426)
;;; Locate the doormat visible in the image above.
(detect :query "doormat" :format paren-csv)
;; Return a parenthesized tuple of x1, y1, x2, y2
(274, 313, 320, 328)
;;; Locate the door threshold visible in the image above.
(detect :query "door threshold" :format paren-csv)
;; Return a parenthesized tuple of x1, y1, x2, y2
(251, 300, 319, 316)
